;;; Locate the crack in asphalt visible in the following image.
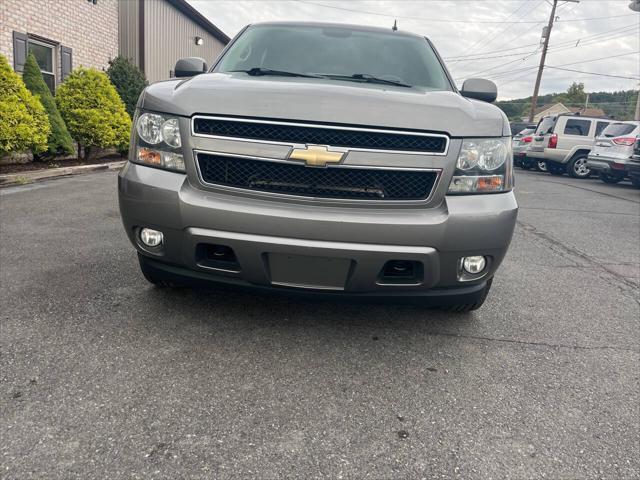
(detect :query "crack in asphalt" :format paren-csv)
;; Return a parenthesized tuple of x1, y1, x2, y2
(428, 331, 639, 353)
(518, 206, 640, 217)
(516, 220, 639, 299)
(539, 179, 640, 204)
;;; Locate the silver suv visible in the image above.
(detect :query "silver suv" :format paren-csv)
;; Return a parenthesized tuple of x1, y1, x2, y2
(528, 113, 612, 178)
(118, 22, 518, 312)
(586, 121, 640, 184)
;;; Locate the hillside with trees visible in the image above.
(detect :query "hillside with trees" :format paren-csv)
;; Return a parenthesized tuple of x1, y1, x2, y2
(496, 83, 638, 121)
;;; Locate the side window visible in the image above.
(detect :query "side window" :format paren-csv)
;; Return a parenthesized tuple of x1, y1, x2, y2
(564, 119, 591, 136)
(595, 122, 610, 137)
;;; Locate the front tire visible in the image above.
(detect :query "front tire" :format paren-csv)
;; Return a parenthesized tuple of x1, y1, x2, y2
(441, 279, 492, 313)
(568, 155, 590, 179)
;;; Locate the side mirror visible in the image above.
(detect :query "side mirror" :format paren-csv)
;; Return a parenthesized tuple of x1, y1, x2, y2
(460, 78, 498, 103)
(174, 57, 208, 78)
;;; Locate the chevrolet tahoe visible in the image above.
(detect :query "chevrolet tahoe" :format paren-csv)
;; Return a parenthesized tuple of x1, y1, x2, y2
(118, 22, 518, 312)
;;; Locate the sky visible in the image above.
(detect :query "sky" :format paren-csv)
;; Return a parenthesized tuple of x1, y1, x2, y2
(188, 0, 640, 101)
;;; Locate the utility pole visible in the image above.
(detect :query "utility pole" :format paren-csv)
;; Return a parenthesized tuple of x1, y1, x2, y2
(528, 0, 580, 122)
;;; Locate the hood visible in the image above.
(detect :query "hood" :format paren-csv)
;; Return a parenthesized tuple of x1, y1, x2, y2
(140, 73, 507, 137)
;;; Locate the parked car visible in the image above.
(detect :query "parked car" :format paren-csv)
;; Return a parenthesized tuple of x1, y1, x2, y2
(626, 138, 640, 188)
(512, 127, 535, 168)
(510, 122, 536, 137)
(118, 22, 518, 312)
(528, 113, 612, 178)
(586, 121, 640, 184)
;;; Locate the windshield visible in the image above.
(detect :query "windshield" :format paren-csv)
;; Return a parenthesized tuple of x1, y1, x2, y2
(536, 116, 556, 135)
(215, 24, 452, 91)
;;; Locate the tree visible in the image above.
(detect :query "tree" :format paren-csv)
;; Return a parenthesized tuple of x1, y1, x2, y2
(22, 53, 74, 158)
(0, 54, 50, 155)
(56, 67, 131, 160)
(106, 56, 147, 118)
(559, 82, 587, 106)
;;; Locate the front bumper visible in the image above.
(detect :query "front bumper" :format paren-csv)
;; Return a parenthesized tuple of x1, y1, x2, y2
(119, 163, 518, 296)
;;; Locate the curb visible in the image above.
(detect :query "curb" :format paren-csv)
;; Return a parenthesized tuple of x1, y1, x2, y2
(0, 161, 126, 186)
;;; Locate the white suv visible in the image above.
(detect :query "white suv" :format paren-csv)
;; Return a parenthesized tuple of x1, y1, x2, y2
(528, 114, 612, 178)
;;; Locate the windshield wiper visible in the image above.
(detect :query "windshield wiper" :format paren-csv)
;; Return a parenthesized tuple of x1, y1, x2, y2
(319, 73, 412, 88)
(228, 67, 322, 78)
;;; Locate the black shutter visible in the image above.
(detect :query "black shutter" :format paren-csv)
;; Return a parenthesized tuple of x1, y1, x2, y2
(12, 31, 28, 72)
(61, 46, 72, 80)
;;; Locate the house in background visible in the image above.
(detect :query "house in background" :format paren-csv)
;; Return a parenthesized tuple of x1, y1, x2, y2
(0, 0, 229, 92)
(526, 102, 607, 122)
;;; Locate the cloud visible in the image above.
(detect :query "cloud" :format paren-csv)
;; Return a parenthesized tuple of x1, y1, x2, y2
(189, 0, 639, 100)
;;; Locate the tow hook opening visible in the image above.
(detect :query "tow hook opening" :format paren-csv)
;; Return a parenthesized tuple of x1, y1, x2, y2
(196, 243, 241, 273)
(377, 260, 423, 285)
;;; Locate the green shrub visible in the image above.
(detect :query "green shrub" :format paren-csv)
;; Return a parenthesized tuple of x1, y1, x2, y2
(22, 53, 74, 158)
(106, 56, 147, 118)
(0, 54, 50, 155)
(56, 67, 131, 160)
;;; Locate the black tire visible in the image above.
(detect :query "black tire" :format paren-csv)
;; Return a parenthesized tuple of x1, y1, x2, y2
(631, 177, 640, 188)
(547, 163, 565, 176)
(600, 173, 624, 184)
(441, 279, 493, 313)
(568, 155, 590, 179)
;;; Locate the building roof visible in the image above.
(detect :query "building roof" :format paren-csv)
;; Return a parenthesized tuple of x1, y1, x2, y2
(166, 0, 230, 44)
(569, 107, 607, 117)
(533, 103, 569, 116)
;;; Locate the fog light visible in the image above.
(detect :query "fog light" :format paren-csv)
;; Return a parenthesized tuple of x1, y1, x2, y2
(462, 256, 486, 274)
(140, 228, 163, 247)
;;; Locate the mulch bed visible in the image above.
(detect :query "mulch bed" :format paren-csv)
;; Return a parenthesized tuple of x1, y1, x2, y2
(0, 155, 125, 175)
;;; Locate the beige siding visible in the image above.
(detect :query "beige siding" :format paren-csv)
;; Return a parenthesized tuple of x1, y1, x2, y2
(118, 0, 140, 68)
(143, 0, 226, 83)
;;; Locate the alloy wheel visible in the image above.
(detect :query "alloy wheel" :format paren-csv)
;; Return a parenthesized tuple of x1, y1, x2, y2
(573, 157, 590, 177)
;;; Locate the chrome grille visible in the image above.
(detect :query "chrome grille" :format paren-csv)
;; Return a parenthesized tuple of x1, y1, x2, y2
(192, 116, 448, 154)
(196, 153, 439, 201)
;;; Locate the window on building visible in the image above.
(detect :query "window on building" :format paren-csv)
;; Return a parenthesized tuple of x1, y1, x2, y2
(28, 39, 56, 93)
(563, 119, 591, 136)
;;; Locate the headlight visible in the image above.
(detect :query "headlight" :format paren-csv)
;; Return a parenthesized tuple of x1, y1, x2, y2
(448, 137, 513, 194)
(133, 112, 185, 172)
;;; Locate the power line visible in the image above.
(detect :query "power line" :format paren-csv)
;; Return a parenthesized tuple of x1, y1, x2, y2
(453, 29, 639, 80)
(551, 50, 640, 67)
(454, 0, 540, 58)
(444, 22, 638, 60)
(295, 1, 637, 24)
(545, 66, 640, 80)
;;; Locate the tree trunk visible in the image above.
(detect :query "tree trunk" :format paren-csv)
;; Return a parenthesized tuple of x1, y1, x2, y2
(83, 146, 91, 162)
(77, 142, 82, 161)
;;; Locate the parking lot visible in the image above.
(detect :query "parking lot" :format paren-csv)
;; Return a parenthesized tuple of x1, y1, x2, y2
(1, 169, 638, 479)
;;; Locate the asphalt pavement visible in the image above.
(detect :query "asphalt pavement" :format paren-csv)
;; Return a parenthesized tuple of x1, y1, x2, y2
(1, 169, 639, 479)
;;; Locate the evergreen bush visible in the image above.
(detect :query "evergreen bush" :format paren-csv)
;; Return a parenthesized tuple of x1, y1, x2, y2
(56, 67, 131, 160)
(22, 53, 74, 157)
(0, 54, 50, 155)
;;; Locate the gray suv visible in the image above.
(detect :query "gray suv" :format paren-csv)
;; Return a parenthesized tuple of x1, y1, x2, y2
(118, 22, 518, 312)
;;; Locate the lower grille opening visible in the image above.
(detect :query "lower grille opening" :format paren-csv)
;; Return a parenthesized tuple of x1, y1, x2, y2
(378, 260, 423, 285)
(196, 153, 439, 201)
(196, 243, 241, 272)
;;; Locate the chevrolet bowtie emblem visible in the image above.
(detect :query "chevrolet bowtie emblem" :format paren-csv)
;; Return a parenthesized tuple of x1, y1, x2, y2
(289, 145, 345, 167)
